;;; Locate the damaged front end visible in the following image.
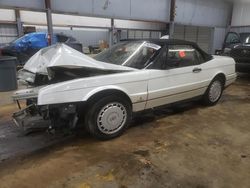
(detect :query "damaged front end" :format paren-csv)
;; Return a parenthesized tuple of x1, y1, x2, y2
(12, 91, 81, 133)
(12, 84, 81, 132)
(12, 43, 133, 133)
(12, 87, 51, 131)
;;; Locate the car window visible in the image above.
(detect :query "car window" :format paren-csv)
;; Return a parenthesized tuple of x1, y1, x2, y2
(147, 45, 166, 70)
(124, 43, 161, 69)
(225, 33, 240, 44)
(165, 45, 203, 69)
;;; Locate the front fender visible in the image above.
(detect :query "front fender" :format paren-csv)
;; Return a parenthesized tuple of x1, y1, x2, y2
(37, 71, 149, 106)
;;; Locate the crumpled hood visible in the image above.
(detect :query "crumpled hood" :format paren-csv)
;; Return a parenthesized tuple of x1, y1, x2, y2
(23, 43, 135, 75)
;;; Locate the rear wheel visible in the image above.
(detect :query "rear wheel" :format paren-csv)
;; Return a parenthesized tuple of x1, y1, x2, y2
(84, 95, 132, 140)
(203, 78, 224, 106)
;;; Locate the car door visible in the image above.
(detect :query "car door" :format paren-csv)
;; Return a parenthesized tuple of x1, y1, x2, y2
(145, 44, 209, 109)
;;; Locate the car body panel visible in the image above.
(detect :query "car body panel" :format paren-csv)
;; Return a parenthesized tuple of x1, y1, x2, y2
(37, 70, 149, 112)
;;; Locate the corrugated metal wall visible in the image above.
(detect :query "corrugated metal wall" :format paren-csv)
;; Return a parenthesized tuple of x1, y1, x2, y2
(174, 25, 213, 53)
(0, 24, 18, 44)
(0, 0, 171, 23)
(36, 27, 109, 47)
(0, 8, 18, 44)
(125, 30, 161, 40)
(175, 0, 232, 27)
(212, 27, 227, 53)
(231, 2, 250, 27)
(51, 0, 170, 23)
(230, 27, 250, 33)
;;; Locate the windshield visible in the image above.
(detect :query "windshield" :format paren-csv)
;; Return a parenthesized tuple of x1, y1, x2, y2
(240, 33, 250, 44)
(93, 41, 162, 69)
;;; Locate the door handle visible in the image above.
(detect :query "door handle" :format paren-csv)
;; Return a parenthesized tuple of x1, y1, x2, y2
(193, 68, 202, 73)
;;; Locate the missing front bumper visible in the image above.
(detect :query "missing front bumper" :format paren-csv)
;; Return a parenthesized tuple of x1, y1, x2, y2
(12, 104, 50, 131)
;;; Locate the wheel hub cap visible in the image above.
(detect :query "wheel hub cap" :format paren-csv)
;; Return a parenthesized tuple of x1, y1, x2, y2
(97, 103, 127, 134)
(209, 81, 222, 102)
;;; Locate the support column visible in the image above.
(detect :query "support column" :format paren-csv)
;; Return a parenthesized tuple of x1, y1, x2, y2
(15, 9, 23, 37)
(169, 0, 176, 39)
(45, 0, 53, 45)
(109, 18, 114, 47)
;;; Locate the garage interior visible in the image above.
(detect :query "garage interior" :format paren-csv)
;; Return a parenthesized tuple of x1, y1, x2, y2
(0, 0, 249, 187)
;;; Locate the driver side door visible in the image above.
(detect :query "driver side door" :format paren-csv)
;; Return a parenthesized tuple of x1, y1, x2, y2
(145, 44, 209, 109)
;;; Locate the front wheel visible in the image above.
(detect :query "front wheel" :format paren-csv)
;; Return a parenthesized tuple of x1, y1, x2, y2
(203, 78, 224, 106)
(84, 95, 132, 140)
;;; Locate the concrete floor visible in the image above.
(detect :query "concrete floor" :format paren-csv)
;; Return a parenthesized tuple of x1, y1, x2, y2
(0, 74, 249, 188)
(0, 81, 26, 106)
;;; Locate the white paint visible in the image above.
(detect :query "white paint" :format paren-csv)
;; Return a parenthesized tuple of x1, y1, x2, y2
(0, 9, 15, 22)
(20, 10, 111, 28)
(114, 19, 166, 31)
(20, 10, 46, 25)
(52, 13, 111, 28)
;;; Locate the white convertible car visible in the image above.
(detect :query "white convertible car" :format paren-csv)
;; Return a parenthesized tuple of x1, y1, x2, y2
(13, 39, 236, 139)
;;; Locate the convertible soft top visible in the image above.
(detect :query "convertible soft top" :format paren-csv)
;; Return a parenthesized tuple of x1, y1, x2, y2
(121, 38, 213, 61)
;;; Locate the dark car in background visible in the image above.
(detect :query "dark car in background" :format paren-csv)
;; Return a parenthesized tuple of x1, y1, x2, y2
(220, 32, 250, 72)
(0, 32, 82, 65)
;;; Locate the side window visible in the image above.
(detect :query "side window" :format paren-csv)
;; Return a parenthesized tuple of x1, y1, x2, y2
(125, 43, 161, 69)
(225, 33, 240, 44)
(148, 46, 167, 70)
(166, 45, 203, 69)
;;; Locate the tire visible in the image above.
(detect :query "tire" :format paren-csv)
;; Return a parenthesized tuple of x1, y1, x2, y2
(84, 95, 132, 140)
(203, 77, 224, 106)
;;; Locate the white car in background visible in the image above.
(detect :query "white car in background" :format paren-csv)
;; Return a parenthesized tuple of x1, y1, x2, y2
(13, 40, 236, 140)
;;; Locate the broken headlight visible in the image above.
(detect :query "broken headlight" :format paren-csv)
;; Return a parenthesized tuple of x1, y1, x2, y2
(18, 69, 36, 84)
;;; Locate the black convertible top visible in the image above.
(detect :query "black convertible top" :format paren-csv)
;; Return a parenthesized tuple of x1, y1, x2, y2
(120, 39, 213, 61)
